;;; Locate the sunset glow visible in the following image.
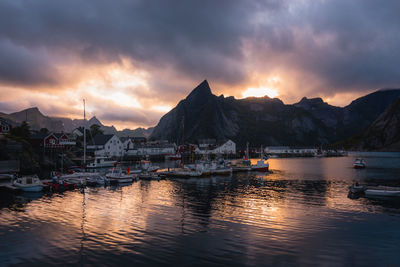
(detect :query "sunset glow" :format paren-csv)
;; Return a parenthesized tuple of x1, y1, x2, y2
(242, 87, 279, 98)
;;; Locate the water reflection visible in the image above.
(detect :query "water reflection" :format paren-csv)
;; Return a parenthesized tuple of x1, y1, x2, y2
(0, 153, 400, 266)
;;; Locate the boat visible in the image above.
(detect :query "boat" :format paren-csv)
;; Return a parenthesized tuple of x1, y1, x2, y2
(167, 168, 203, 178)
(353, 158, 366, 169)
(86, 175, 109, 186)
(86, 157, 117, 168)
(210, 160, 232, 175)
(232, 142, 252, 171)
(348, 183, 366, 194)
(165, 153, 181, 161)
(106, 167, 137, 183)
(139, 160, 160, 172)
(251, 146, 269, 172)
(12, 175, 44, 192)
(365, 186, 400, 197)
(60, 172, 100, 186)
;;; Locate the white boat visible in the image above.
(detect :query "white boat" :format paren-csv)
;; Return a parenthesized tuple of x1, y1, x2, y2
(353, 158, 366, 169)
(86, 157, 117, 168)
(365, 186, 400, 197)
(348, 183, 366, 194)
(139, 160, 160, 172)
(210, 161, 232, 175)
(168, 168, 203, 178)
(86, 175, 109, 186)
(12, 175, 43, 192)
(106, 167, 137, 183)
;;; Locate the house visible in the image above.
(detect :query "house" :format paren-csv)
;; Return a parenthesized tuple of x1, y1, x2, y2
(0, 118, 12, 134)
(30, 132, 76, 148)
(55, 133, 76, 146)
(120, 137, 134, 150)
(198, 139, 216, 149)
(212, 140, 236, 154)
(125, 140, 176, 156)
(87, 134, 124, 157)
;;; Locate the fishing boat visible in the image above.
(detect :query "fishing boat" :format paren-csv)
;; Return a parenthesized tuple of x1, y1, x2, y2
(12, 175, 43, 192)
(353, 158, 366, 169)
(106, 167, 137, 183)
(251, 146, 269, 172)
(60, 172, 100, 186)
(86, 157, 117, 168)
(365, 186, 400, 197)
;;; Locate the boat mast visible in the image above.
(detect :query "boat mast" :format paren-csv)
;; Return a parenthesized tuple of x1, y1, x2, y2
(246, 142, 249, 159)
(181, 116, 184, 166)
(83, 99, 86, 165)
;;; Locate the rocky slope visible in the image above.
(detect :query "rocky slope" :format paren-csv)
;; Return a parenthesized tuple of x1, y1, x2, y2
(151, 80, 400, 147)
(352, 97, 400, 151)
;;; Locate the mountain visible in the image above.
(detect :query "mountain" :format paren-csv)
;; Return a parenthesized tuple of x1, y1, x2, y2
(351, 97, 400, 151)
(0, 107, 64, 132)
(0, 108, 146, 136)
(56, 116, 118, 135)
(117, 127, 154, 138)
(151, 80, 400, 147)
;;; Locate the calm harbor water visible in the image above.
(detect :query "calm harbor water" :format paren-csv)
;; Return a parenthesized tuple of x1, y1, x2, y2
(1, 152, 400, 266)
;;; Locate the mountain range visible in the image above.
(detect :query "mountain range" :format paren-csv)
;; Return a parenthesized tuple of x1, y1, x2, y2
(151, 80, 400, 149)
(0, 108, 153, 138)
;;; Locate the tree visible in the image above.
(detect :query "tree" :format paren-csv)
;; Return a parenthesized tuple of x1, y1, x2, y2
(10, 121, 31, 140)
(90, 124, 103, 137)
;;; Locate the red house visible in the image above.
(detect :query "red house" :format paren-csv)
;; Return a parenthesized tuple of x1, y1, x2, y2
(30, 132, 76, 148)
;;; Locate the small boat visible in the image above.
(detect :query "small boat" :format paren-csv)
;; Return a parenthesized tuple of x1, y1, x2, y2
(348, 183, 366, 194)
(353, 158, 366, 169)
(365, 186, 400, 197)
(60, 172, 100, 186)
(106, 167, 137, 183)
(232, 158, 252, 172)
(210, 161, 232, 175)
(139, 160, 160, 172)
(86, 157, 117, 168)
(12, 175, 43, 192)
(168, 168, 203, 178)
(165, 153, 181, 161)
(86, 175, 109, 186)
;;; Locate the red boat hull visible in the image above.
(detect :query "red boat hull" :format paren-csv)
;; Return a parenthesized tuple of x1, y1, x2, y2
(353, 165, 365, 169)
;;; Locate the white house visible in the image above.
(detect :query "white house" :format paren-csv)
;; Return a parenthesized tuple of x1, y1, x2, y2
(87, 134, 124, 157)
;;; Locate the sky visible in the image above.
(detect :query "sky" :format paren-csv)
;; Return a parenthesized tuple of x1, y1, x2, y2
(1, 0, 400, 130)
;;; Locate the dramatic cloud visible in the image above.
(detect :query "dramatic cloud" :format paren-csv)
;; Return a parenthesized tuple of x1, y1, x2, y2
(0, 0, 400, 128)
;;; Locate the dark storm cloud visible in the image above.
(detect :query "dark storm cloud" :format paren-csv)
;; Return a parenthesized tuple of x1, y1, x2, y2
(1, 0, 400, 96)
(0, 0, 285, 87)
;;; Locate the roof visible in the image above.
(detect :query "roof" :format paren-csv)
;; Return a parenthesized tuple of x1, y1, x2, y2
(30, 132, 56, 140)
(88, 134, 114, 145)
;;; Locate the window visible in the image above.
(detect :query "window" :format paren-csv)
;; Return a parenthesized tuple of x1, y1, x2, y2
(108, 146, 110, 149)
(49, 138, 56, 144)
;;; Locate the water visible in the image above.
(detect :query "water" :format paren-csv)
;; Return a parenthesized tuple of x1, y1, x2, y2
(1, 153, 400, 266)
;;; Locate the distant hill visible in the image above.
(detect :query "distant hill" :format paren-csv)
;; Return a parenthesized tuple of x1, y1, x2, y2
(0, 108, 152, 137)
(151, 80, 400, 147)
(0, 107, 64, 132)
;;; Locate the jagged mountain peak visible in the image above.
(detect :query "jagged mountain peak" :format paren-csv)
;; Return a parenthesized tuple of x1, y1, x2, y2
(186, 80, 213, 100)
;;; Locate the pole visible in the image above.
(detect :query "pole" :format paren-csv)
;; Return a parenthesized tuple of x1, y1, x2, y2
(83, 99, 86, 166)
